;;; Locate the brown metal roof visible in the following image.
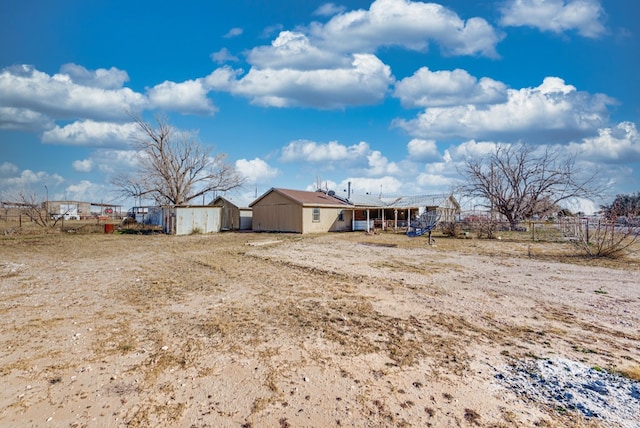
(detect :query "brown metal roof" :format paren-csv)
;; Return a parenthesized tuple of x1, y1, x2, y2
(250, 188, 351, 207)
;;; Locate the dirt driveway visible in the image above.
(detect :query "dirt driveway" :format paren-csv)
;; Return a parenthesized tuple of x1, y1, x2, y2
(1, 231, 638, 427)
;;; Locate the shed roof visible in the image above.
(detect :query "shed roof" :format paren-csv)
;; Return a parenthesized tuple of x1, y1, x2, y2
(250, 188, 351, 208)
(210, 196, 251, 209)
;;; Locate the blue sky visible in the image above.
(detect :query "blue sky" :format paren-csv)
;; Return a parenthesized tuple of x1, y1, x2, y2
(1, 0, 638, 212)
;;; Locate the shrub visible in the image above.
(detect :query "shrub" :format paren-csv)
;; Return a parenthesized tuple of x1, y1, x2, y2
(571, 218, 638, 258)
(440, 221, 459, 238)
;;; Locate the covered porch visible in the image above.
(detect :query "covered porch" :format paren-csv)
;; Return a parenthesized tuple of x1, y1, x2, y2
(349, 206, 419, 232)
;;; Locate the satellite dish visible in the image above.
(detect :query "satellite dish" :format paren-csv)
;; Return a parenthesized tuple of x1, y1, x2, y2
(328, 190, 335, 196)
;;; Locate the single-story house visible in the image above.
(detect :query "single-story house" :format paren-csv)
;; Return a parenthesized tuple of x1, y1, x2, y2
(162, 205, 222, 235)
(390, 194, 460, 223)
(210, 196, 252, 231)
(250, 188, 352, 234)
(348, 193, 461, 231)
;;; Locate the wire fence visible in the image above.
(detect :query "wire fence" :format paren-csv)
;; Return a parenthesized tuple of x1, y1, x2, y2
(449, 217, 639, 244)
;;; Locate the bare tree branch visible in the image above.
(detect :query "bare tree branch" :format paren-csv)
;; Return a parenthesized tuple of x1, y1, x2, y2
(113, 115, 245, 205)
(14, 191, 66, 229)
(458, 143, 601, 229)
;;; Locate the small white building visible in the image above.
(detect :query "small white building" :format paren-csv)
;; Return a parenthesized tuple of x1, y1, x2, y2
(162, 205, 222, 235)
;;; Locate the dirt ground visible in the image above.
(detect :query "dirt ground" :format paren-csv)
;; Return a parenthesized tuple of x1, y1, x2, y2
(1, 230, 639, 427)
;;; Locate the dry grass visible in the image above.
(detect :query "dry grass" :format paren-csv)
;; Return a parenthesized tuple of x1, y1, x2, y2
(0, 229, 638, 427)
(616, 364, 640, 381)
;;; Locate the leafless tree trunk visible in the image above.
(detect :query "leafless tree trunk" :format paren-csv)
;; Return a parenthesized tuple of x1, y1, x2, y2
(113, 115, 245, 206)
(458, 143, 600, 230)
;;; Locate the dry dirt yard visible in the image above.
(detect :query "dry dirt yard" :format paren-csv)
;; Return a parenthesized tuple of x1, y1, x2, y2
(0, 230, 639, 427)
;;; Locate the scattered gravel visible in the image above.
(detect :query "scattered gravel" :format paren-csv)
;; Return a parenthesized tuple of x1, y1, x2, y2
(497, 357, 640, 428)
(0, 262, 26, 277)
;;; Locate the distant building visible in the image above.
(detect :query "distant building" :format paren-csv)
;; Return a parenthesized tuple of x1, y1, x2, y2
(46, 200, 123, 220)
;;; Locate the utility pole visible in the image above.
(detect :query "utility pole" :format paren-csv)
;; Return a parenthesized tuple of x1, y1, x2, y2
(44, 185, 49, 219)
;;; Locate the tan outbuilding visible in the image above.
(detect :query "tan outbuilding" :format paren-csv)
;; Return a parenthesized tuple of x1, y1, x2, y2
(250, 188, 352, 234)
(210, 196, 252, 231)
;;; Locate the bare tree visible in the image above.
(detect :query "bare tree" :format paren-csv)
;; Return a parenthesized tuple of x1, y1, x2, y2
(600, 192, 640, 221)
(459, 143, 599, 230)
(14, 191, 67, 229)
(114, 115, 245, 205)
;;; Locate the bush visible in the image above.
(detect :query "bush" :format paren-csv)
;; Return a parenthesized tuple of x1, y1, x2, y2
(476, 218, 499, 239)
(571, 219, 638, 258)
(440, 221, 459, 238)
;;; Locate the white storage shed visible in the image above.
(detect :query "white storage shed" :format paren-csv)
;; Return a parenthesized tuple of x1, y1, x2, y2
(162, 205, 222, 235)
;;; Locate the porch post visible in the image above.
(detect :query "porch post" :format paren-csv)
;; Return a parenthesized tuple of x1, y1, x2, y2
(352, 209, 355, 231)
(394, 209, 398, 233)
(366, 209, 370, 232)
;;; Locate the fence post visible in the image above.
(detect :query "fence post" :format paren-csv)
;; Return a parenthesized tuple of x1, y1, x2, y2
(586, 218, 589, 243)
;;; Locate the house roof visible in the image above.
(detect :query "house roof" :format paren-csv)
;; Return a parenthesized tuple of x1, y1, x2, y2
(250, 188, 351, 208)
(348, 193, 387, 207)
(386, 194, 459, 209)
(348, 193, 459, 210)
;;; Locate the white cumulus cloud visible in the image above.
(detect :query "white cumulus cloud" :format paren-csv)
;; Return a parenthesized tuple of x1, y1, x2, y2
(569, 122, 640, 162)
(0, 107, 54, 131)
(394, 67, 507, 108)
(247, 31, 348, 70)
(72, 159, 94, 172)
(235, 158, 279, 184)
(230, 53, 393, 108)
(147, 78, 218, 115)
(60, 63, 129, 89)
(394, 77, 613, 142)
(366, 150, 400, 176)
(281, 140, 370, 162)
(499, 0, 606, 38)
(0, 167, 64, 191)
(0, 162, 19, 177)
(407, 138, 440, 160)
(0, 65, 147, 130)
(308, 0, 503, 57)
(41, 120, 140, 146)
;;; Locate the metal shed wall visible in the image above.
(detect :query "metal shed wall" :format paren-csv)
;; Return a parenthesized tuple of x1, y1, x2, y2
(162, 206, 221, 235)
(213, 198, 240, 230)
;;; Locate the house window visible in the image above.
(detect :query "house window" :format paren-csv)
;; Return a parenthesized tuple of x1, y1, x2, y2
(338, 210, 344, 222)
(312, 208, 320, 222)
